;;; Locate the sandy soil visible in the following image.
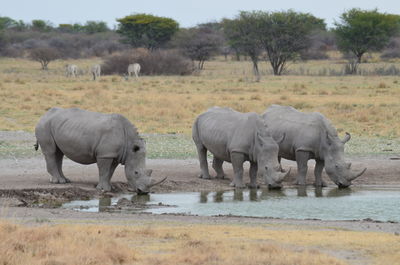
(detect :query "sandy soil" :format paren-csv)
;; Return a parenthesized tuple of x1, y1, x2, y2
(0, 155, 399, 234)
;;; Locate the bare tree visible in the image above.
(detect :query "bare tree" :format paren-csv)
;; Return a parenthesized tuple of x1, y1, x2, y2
(173, 26, 224, 70)
(29, 47, 60, 70)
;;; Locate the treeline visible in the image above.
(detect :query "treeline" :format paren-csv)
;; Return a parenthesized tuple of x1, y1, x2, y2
(1, 9, 400, 76)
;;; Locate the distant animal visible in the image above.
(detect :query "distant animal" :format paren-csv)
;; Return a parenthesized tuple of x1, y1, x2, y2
(91, 64, 101, 80)
(65, 64, 78, 77)
(127, 63, 141, 78)
(262, 105, 366, 188)
(35, 107, 166, 194)
(192, 107, 290, 189)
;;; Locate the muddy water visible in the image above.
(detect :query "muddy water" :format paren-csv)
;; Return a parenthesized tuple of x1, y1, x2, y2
(62, 186, 400, 222)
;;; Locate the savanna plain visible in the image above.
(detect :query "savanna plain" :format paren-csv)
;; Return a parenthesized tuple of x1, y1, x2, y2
(1, 56, 400, 265)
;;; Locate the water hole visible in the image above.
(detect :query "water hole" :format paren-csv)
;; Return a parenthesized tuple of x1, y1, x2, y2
(62, 186, 400, 222)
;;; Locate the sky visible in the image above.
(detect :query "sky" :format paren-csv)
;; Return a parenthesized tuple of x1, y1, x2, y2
(1, 0, 399, 29)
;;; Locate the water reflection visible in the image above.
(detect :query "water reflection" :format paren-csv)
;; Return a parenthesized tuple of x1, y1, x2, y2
(326, 188, 352, 197)
(99, 197, 111, 212)
(214, 191, 224, 202)
(315, 187, 323, 197)
(198, 187, 354, 204)
(200, 191, 208, 203)
(132, 194, 151, 203)
(259, 188, 285, 200)
(249, 189, 258, 201)
(297, 186, 307, 197)
(233, 190, 244, 201)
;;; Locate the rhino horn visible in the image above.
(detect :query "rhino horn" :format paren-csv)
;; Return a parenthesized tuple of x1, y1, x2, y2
(347, 168, 367, 181)
(148, 177, 167, 188)
(276, 168, 291, 182)
(342, 132, 351, 144)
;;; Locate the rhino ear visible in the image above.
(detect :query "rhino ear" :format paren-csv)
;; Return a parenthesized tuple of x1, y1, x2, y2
(275, 133, 285, 144)
(257, 132, 265, 146)
(326, 132, 333, 146)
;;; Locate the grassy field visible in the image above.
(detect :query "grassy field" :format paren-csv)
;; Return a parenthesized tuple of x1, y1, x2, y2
(1, 57, 400, 139)
(1, 133, 400, 160)
(1, 220, 399, 265)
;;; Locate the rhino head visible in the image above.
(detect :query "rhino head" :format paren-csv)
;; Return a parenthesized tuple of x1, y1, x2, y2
(255, 131, 290, 189)
(323, 132, 366, 188)
(124, 138, 166, 194)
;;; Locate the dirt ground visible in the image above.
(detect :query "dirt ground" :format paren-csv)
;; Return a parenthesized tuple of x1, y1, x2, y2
(0, 155, 399, 234)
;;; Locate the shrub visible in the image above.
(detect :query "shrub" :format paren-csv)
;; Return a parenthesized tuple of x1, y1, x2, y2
(381, 48, 400, 59)
(29, 47, 60, 70)
(101, 49, 194, 76)
(300, 49, 329, 60)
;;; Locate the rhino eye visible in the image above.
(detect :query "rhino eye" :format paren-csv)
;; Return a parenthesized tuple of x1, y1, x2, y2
(134, 171, 138, 175)
(133, 145, 140, 152)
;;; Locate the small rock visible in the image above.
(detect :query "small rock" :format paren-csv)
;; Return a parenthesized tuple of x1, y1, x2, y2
(395, 232, 399, 236)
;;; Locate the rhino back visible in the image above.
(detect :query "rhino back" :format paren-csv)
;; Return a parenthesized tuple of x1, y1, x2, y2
(263, 105, 336, 159)
(194, 107, 257, 161)
(38, 108, 127, 164)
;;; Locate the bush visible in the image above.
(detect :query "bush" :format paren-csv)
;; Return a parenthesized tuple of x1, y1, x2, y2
(381, 49, 400, 59)
(0, 46, 20, 57)
(29, 47, 60, 70)
(381, 38, 400, 59)
(300, 49, 329, 60)
(101, 49, 194, 76)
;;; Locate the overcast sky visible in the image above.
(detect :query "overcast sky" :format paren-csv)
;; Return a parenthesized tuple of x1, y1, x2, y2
(1, 0, 399, 28)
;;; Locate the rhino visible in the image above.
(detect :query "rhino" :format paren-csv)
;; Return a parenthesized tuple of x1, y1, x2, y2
(262, 105, 366, 188)
(35, 107, 165, 194)
(192, 107, 290, 189)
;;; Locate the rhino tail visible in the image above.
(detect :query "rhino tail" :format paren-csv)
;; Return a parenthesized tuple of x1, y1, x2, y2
(34, 140, 39, 151)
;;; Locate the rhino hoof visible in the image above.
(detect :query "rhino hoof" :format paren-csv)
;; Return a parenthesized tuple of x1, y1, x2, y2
(199, 174, 211, 179)
(247, 183, 259, 189)
(58, 178, 71, 184)
(96, 183, 112, 192)
(313, 181, 327, 187)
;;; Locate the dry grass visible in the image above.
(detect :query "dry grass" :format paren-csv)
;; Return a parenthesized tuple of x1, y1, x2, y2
(1, 58, 400, 137)
(1, 221, 399, 265)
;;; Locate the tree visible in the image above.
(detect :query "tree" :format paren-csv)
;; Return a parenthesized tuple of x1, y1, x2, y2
(256, 10, 325, 75)
(173, 26, 223, 69)
(116, 13, 179, 50)
(334, 9, 400, 74)
(0, 16, 17, 30)
(223, 13, 263, 81)
(31, 19, 53, 32)
(83, 21, 109, 34)
(29, 47, 60, 70)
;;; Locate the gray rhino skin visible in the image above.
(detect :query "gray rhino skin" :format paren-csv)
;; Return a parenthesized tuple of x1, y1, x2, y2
(35, 107, 163, 194)
(192, 107, 290, 189)
(262, 105, 366, 188)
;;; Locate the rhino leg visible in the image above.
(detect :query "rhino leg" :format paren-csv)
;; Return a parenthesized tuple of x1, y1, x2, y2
(44, 153, 67, 184)
(295, 150, 310, 185)
(41, 140, 70, 184)
(196, 145, 211, 179)
(248, 162, 259, 189)
(212, 157, 225, 179)
(96, 158, 118, 191)
(55, 150, 70, 183)
(230, 152, 246, 189)
(314, 159, 327, 187)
